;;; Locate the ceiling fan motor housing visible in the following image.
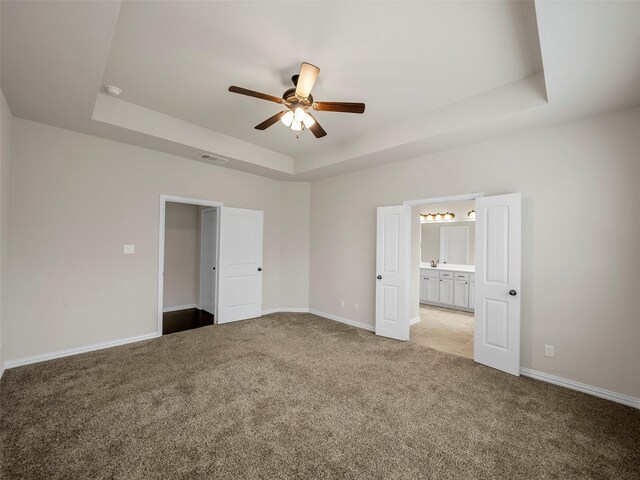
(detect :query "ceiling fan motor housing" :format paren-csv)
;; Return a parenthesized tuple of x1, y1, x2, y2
(283, 87, 313, 107)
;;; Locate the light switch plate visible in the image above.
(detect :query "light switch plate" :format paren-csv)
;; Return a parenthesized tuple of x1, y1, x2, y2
(123, 244, 135, 254)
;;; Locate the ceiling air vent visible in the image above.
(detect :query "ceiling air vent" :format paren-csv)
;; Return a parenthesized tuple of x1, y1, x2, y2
(197, 153, 229, 164)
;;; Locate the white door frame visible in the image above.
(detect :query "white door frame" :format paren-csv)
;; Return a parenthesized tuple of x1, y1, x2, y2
(158, 195, 224, 336)
(199, 207, 218, 314)
(402, 192, 484, 333)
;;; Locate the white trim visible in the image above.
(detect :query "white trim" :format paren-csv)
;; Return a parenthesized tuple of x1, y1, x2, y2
(309, 309, 375, 332)
(409, 316, 421, 326)
(262, 307, 310, 315)
(198, 207, 219, 316)
(520, 368, 639, 409)
(159, 195, 224, 336)
(3, 332, 159, 370)
(163, 303, 198, 313)
(403, 192, 484, 207)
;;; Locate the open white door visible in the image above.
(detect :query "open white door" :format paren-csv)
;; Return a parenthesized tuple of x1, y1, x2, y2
(217, 207, 263, 324)
(375, 205, 411, 341)
(199, 208, 217, 315)
(474, 193, 521, 375)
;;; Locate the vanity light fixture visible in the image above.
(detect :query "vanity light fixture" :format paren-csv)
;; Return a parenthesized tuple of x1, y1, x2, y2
(422, 212, 456, 222)
(468, 210, 476, 220)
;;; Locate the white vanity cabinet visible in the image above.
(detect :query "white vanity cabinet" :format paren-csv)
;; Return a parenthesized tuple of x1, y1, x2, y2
(468, 274, 475, 310)
(453, 280, 468, 308)
(421, 275, 440, 303)
(420, 267, 474, 312)
(439, 278, 454, 304)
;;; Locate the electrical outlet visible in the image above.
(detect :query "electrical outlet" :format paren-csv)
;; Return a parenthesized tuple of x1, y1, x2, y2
(123, 244, 135, 254)
(340, 300, 345, 309)
(544, 344, 555, 358)
(354, 303, 359, 312)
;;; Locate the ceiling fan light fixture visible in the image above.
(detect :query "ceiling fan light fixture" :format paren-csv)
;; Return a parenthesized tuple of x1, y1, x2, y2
(294, 107, 306, 122)
(302, 112, 315, 128)
(281, 111, 294, 127)
(291, 119, 303, 131)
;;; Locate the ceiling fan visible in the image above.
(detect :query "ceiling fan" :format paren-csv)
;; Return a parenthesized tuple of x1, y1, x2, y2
(228, 62, 365, 138)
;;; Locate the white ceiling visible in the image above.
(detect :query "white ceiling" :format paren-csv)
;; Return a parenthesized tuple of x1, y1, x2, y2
(2, 1, 640, 181)
(102, 1, 542, 157)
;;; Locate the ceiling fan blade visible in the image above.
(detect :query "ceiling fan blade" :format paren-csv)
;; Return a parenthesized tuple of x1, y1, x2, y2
(255, 111, 288, 130)
(295, 62, 320, 98)
(313, 102, 365, 114)
(306, 113, 327, 138)
(228, 86, 283, 104)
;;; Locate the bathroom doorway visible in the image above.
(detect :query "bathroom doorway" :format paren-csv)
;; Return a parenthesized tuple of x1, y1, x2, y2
(411, 199, 476, 359)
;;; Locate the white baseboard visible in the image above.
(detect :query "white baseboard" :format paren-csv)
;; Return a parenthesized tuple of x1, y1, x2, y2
(163, 303, 198, 313)
(262, 307, 310, 315)
(308, 309, 375, 332)
(520, 368, 639, 409)
(3, 332, 159, 370)
(410, 316, 421, 326)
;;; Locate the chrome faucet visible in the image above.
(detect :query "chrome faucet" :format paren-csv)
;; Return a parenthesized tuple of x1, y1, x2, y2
(430, 260, 439, 268)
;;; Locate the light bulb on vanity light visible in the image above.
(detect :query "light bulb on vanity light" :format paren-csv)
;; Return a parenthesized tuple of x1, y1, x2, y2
(281, 111, 294, 127)
(425, 214, 434, 221)
(434, 213, 443, 221)
(443, 213, 454, 220)
(468, 210, 476, 220)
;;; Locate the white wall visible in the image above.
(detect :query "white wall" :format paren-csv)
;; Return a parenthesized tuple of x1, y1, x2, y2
(310, 106, 640, 398)
(163, 202, 200, 309)
(5, 119, 310, 361)
(0, 90, 13, 371)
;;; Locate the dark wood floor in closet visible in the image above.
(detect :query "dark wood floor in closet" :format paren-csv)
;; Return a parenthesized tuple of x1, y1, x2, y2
(162, 308, 214, 335)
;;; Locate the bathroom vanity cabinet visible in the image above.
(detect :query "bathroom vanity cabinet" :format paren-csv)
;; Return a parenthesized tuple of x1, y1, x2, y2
(419, 265, 474, 312)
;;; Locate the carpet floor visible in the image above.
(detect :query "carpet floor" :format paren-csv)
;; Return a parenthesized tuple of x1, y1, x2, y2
(1, 313, 638, 479)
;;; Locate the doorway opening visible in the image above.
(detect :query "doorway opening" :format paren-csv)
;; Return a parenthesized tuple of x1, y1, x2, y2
(375, 192, 522, 376)
(411, 198, 477, 359)
(158, 195, 223, 336)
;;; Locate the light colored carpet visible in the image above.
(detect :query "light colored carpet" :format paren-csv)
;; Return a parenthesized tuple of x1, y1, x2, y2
(1, 313, 638, 479)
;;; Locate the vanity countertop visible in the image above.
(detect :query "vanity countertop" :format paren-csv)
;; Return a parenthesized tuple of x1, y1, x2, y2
(420, 263, 475, 273)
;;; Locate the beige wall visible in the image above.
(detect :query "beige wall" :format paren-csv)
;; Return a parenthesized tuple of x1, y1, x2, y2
(310, 106, 640, 398)
(5, 118, 310, 361)
(1, 90, 13, 369)
(163, 202, 200, 309)
(280, 182, 310, 309)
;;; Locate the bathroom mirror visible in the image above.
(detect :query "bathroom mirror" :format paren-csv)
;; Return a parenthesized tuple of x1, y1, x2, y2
(420, 222, 475, 266)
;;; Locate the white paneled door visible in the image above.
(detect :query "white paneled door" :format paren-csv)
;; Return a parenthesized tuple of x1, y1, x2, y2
(474, 193, 521, 375)
(375, 205, 411, 341)
(217, 207, 263, 324)
(200, 208, 218, 315)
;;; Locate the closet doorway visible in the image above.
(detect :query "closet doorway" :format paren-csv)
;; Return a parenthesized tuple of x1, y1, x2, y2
(160, 198, 221, 335)
(157, 195, 265, 336)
